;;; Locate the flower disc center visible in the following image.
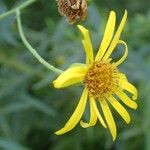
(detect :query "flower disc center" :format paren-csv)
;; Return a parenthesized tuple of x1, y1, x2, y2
(84, 60, 119, 98)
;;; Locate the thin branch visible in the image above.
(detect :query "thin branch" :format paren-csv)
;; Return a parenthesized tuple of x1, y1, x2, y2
(16, 10, 63, 74)
(0, 0, 36, 20)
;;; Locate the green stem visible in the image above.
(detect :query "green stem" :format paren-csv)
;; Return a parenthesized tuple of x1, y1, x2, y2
(16, 10, 63, 74)
(0, 0, 36, 20)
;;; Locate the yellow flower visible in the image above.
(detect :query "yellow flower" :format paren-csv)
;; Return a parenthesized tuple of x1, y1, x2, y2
(53, 10, 138, 141)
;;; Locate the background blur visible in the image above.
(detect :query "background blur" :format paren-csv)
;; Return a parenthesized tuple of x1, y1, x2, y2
(0, 0, 150, 150)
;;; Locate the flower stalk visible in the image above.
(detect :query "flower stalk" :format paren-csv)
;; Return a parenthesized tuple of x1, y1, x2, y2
(16, 10, 63, 74)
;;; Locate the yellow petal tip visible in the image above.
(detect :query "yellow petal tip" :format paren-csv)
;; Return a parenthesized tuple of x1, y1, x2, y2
(103, 124, 107, 128)
(55, 132, 60, 135)
(113, 136, 116, 141)
(55, 131, 61, 135)
(55, 129, 65, 135)
(133, 103, 138, 110)
(132, 95, 137, 100)
(110, 11, 116, 16)
(77, 25, 84, 29)
(112, 131, 117, 141)
(80, 120, 89, 128)
(77, 25, 88, 33)
(124, 10, 128, 19)
(126, 117, 131, 124)
(77, 24, 82, 28)
(53, 81, 60, 88)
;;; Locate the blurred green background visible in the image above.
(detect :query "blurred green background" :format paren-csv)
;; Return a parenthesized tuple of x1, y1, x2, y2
(0, 0, 150, 150)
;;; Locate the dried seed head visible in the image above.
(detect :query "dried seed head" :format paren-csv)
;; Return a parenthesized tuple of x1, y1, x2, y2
(57, 0, 88, 24)
(84, 60, 119, 99)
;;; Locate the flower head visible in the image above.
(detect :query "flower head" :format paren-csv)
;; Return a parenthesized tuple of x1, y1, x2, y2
(53, 10, 138, 141)
(57, 0, 87, 24)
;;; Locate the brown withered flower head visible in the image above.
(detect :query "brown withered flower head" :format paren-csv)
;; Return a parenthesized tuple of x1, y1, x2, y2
(57, 0, 88, 24)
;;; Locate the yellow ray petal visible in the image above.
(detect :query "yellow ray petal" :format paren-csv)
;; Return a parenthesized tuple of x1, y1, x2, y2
(103, 10, 127, 60)
(53, 64, 88, 88)
(91, 97, 107, 128)
(115, 89, 138, 109)
(95, 11, 116, 61)
(118, 73, 128, 81)
(55, 88, 88, 135)
(99, 99, 117, 141)
(80, 97, 97, 128)
(118, 79, 138, 100)
(108, 96, 131, 124)
(114, 40, 128, 66)
(77, 25, 94, 65)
